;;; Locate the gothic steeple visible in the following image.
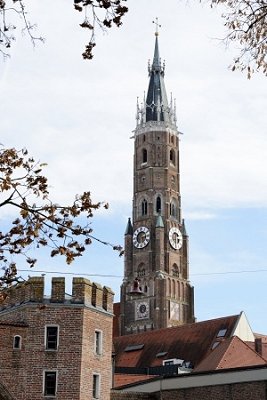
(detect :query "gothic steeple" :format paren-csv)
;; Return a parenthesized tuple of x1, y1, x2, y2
(136, 27, 176, 129)
(146, 34, 169, 123)
(120, 25, 195, 336)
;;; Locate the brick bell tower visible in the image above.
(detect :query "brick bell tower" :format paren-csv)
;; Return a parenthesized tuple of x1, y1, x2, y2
(120, 26, 195, 336)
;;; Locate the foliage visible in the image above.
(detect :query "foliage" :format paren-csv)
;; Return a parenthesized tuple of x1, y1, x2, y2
(212, 0, 267, 77)
(74, 0, 128, 59)
(0, 147, 123, 288)
(0, 0, 128, 60)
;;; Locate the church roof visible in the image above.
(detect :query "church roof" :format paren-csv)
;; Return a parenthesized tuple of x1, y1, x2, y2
(135, 33, 177, 132)
(113, 314, 242, 370)
(145, 35, 170, 124)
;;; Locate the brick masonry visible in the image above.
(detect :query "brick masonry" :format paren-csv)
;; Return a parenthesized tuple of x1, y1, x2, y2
(0, 276, 114, 400)
(111, 381, 267, 400)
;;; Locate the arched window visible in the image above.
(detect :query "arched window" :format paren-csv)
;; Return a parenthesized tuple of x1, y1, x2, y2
(142, 148, 147, 163)
(172, 280, 176, 298)
(141, 199, 148, 216)
(170, 149, 175, 165)
(181, 283, 184, 301)
(13, 335, 22, 349)
(172, 264, 179, 277)
(156, 196, 161, 213)
(137, 263, 145, 277)
(170, 199, 178, 219)
(167, 278, 171, 296)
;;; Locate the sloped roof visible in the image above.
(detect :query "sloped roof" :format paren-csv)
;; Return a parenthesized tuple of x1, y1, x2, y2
(114, 314, 241, 369)
(194, 336, 267, 372)
(114, 373, 156, 388)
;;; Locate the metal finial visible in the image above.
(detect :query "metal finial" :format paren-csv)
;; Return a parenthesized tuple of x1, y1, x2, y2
(152, 18, 161, 36)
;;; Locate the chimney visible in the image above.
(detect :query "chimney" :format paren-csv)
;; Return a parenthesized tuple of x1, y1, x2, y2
(255, 338, 263, 355)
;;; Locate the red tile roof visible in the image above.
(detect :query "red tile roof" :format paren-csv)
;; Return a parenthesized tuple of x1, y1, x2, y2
(114, 314, 240, 369)
(194, 336, 267, 372)
(114, 373, 156, 388)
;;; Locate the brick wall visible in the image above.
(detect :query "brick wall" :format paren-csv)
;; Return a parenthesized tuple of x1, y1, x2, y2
(160, 381, 267, 400)
(0, 277, 114, 400)
(111, 381, 267, 400)
(111, 391, 156, 400)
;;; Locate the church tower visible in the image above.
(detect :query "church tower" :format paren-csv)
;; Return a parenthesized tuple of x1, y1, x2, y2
(120, 28, 195, 336)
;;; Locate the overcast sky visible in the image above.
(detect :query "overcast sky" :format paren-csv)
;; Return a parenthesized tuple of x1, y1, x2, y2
(1, 0, 267, 334)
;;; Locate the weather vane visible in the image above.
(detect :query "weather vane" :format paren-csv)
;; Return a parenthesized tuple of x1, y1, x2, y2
(152, 18, 161, 36)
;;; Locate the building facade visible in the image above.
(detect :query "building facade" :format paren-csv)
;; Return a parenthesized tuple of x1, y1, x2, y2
(120, 32, 195, 335)
(0, 276, 114, 400)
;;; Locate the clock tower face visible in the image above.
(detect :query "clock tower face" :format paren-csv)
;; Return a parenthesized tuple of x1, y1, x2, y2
(136, 301, 149, 320)
(120, 33, 195, 336)
(133, 227, 150, 249)
(169, 227, 183, 250)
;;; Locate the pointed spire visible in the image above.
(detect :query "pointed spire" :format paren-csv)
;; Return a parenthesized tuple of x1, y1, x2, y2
(135, 20, 178, 133)
(145, 20, 172, 124)
(152, 34, 161, 71)
(125, 218, 133, 235)
(181, 219, 187, 236)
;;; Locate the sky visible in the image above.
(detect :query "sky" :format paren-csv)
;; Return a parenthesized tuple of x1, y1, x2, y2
(1, 0, 267, 334)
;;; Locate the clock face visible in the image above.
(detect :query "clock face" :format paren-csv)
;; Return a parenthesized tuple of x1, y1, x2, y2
(136, 301, 149, 320)
(169, 227, 183, 250)
(133, 226, 150, 249)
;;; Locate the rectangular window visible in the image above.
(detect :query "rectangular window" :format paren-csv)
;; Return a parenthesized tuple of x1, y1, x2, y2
(95, 330, 102, 355)
(44, 371, 57, 397)
(45, 326, 59, 350)
(13, 335, 22, 349)
(92, 374, 100, 399)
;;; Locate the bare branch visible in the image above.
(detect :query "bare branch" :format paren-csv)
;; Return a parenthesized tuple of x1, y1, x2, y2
(212, 0, 267, 77)
(0, 147, 123, 289)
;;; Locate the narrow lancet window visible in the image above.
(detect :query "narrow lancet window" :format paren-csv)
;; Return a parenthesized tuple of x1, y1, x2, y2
(156, 196, 161, 213)
(170, 149, 175, 165)
(141, 199, 148, 216)
(142, 148, 148, 163)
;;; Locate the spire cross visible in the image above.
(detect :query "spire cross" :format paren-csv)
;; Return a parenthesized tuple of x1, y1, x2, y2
(152, 18, 161, 36)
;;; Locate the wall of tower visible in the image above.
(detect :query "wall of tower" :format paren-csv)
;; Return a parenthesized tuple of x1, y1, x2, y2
(121, 124, 195, 334)
(0, 277, 114, 400)
(120, 35, 195, 335)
